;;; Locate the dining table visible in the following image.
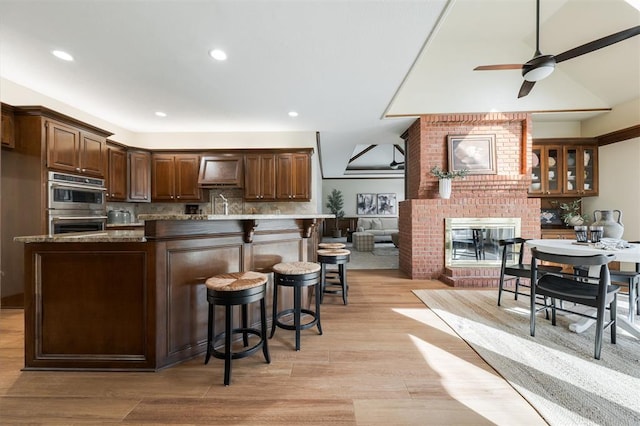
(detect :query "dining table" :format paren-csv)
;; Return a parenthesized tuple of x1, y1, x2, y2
(526, 238, 640, 339)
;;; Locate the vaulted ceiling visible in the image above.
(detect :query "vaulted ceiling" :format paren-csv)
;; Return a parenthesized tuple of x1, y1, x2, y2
(1, 0, 638, 178)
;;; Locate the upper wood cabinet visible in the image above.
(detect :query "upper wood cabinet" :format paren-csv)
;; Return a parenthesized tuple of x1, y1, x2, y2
(198, 154, 243, 187)
(128, 150, 151, 202)
(276, 153, 310, 200)
(244, 153, 276, 200)
(244, 150, 312, 202)
(530, 139, 598, 197)
(151, 153, 201, 202)
(1, 103, 15, 148)
(106, 145, 127, 201)
(46, 119, 107, 178)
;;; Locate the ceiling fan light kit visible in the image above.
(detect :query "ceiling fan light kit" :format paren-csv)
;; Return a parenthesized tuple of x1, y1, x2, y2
(474, 0, 640, 98)
(522, 55, 555, 82)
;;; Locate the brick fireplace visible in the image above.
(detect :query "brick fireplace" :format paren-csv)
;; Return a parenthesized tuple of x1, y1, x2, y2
(398, 113, 541, 286)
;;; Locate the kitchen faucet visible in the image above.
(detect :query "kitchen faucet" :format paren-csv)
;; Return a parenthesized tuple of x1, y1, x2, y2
(219, 194, 229, 215)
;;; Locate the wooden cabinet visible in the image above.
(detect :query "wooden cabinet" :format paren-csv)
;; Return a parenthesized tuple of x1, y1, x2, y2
(198, 154, 243, 187)
(46, 119, 106, 178)
(106, 145, 127, 201)
(563, 145, 598, 196)
(151, 153, 201, 201)
(541, 228, 575, 239)
(128, 150, 151, 202)
(244, 153, 276, 200)
(530, 139, 598, 197)
(245, 151, 311, 201)
(276, 153, 310, 200)
(1, 103, 15, 148)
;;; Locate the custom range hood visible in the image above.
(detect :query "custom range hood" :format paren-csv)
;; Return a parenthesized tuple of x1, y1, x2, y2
(197, 154, 244, 188)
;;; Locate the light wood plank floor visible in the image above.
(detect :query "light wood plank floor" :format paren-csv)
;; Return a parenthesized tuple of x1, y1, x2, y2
(0, 269, 547, 425)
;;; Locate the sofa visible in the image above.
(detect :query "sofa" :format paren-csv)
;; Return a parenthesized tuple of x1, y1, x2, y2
(356, 217, 399, 243)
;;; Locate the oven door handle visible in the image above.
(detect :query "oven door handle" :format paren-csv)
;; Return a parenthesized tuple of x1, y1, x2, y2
(50, 182, 107, 191)
(51, 216, 108, 221)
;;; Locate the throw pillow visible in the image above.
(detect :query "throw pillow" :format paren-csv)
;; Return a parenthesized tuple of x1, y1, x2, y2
(359, 218, 372, 230)
(371, 218, 383, 230)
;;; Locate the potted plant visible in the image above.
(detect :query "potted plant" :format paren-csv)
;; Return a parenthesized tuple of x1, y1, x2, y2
(559, 199, 589, 226)
(326, 189, 345, 237)
(430, 166, 469, 199)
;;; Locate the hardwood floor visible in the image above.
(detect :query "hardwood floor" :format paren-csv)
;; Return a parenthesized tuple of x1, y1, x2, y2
(0, 269, 546, 425)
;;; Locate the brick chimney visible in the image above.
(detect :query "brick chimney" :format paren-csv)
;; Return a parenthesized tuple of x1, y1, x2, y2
(398, 113, 541, 286)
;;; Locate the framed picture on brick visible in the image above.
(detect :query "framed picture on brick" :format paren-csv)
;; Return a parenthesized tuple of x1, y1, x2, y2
(448, 134, 497, 175)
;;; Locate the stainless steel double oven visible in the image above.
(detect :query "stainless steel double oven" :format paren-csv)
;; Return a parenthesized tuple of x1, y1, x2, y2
(47, 171, 107, 235)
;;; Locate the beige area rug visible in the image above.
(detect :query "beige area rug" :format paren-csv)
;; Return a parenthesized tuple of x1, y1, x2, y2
(412, 289, 640, 426)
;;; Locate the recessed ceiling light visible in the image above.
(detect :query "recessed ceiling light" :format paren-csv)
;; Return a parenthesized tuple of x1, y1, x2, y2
(52, 50, 74, 61)
(288, 111, 299, 117)
(209, 49, 227, 61)
(155, 111, 167, 117)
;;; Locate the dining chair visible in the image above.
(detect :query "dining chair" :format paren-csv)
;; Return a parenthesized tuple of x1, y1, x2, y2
(497, 238, 562, 306)
(530, 247, 620, 360)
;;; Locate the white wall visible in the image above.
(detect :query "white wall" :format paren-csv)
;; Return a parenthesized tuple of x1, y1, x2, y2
(321, 178, 404, 217)
(532, 121, 581, 138)
(582, 138, 640, 241)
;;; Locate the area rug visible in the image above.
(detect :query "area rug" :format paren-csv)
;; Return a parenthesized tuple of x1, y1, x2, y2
(412, 289, 640, 426)
(372, 246, 398, 256)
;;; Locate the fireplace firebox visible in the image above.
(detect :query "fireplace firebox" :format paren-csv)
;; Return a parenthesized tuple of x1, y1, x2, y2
(445, 218, 521, 267)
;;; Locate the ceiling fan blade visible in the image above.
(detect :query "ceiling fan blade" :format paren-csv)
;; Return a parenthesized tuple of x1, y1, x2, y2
(518, 80, 536, 98)
(555, 25, 640, 63)
(474, 64, 523, 71)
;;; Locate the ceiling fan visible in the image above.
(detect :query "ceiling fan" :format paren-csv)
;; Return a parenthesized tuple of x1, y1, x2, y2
(474, 0, 640, 98)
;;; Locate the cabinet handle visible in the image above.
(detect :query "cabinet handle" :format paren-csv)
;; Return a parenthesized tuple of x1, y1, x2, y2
(76, 167, 81, 171)
(177, 196, 180, 199)
(82, 168, 86, 172)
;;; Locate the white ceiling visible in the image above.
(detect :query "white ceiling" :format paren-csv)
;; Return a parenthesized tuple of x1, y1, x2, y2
(1, 0, 638, 178)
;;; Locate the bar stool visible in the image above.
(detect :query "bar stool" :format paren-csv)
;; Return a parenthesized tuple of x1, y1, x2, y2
(317, 248, 350, 305)
(270, 261, 322, 351)
(204, 271, 270, 386)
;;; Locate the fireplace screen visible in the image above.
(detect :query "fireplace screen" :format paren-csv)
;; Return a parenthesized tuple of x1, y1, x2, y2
(445, 218, 521, 267)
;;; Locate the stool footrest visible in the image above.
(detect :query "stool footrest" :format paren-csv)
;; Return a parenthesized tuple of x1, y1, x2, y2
(210, 328, 266, 361)
(274, 308, 321, 332)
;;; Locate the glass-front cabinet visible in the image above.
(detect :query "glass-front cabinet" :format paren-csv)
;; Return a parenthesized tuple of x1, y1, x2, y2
(530, 139, 598, 197)
(530, 145, 563, 196)
(563, 146, 598, 196)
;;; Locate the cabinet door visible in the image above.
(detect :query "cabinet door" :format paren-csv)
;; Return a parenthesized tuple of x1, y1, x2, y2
(128, 151, 151, 202)
(79, 132, 106, 177)
(540, 146, 563, 196)
(174, 154, 201, 201)
(107, 147, 127, 201)
(244, 154, 276, 200)
(1, 108, 15, 148)
(291, 153, 310, 200)
(564, 146, 598, 196)
(276, 154, 293, 199)
(581, 146, 598, 196)
(152, 154, 176, 201)
(47, 120, 80, 173)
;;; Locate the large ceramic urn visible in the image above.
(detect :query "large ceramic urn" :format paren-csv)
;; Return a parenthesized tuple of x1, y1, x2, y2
(592, 210, 624, 239)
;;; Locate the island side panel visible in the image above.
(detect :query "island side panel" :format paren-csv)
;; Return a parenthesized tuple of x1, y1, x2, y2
(24, 242, 156, 370)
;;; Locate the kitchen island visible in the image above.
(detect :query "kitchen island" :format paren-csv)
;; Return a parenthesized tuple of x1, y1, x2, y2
(16, 214, 331, 371)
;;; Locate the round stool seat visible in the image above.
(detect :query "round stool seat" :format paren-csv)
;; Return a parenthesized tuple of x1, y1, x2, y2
(205, 271, 268, 291)
(204, 271, 270, 386)
(318, 242, 346, 249)
(272, 261, 320, 275)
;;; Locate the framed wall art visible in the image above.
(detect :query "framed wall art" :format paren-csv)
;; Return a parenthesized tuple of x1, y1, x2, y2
(447, 134, 497, 175)
(376, 193, 396, 215)
(356, 193, 377, 215)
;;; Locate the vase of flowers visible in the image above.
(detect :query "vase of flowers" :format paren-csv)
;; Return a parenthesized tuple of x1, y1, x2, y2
(430, 166, 469, 199)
